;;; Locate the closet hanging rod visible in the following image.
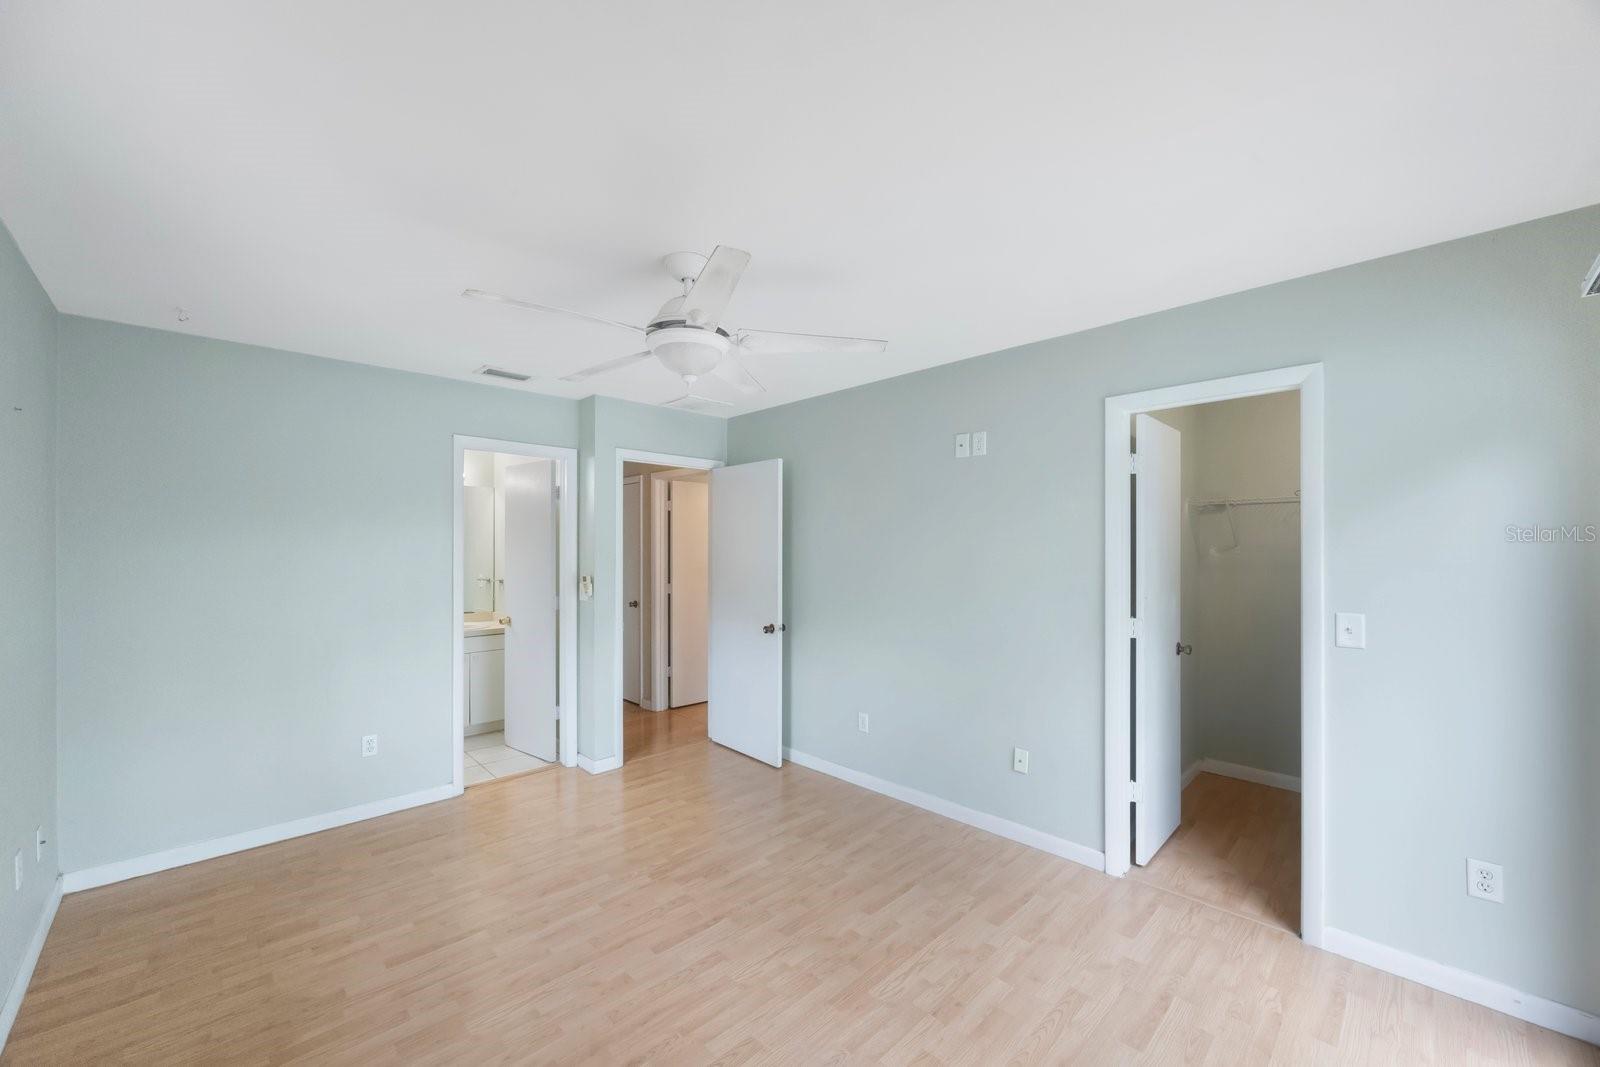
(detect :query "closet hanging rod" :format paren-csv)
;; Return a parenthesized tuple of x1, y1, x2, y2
(1190, 494, 1300, 508)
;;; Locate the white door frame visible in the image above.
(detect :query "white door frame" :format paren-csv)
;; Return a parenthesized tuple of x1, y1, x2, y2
(614, 448, 723, 767)
(453, 435, 579, 790)
(1102, 363, 1326, 947)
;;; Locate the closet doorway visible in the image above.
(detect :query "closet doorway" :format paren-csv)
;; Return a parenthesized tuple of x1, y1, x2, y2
(1102, 365, 1327, 945)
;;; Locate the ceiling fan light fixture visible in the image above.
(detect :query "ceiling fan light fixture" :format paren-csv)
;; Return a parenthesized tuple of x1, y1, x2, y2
(648, 326, 729, 380)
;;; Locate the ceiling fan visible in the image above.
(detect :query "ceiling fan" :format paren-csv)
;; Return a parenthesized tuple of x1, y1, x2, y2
(463, 246, 886, 410)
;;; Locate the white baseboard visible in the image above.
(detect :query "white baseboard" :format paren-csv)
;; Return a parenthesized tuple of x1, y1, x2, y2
(62, 784, 460, 893)
(578, 754, 621, 775)
(1196, 757, 1301, 793)
(783, 748, 1104, 872)
(1322, 927, 1599, 1047)
(1181, 759, 1203, 789)
(1, 876, 62, 1055)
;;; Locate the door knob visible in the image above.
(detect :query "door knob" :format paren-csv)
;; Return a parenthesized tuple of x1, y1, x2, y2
(1176, 642, 1192, 656)
(628, 600, 639, 608)
(762, 623, 776, 634)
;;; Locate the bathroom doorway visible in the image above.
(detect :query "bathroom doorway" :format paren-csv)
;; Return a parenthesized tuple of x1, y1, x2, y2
(452, 436, 578, 790)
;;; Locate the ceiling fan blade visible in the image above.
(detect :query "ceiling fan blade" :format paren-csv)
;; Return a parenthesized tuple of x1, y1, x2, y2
(463, 289, 644, 335)
(662, 392, 735, 412)
(680, 245, 751, 327)
(713, 352, 766, 394)
(735, 328, 887, 355)
(559, 351, 653, 382)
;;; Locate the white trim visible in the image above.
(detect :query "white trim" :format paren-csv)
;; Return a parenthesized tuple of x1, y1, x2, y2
(62, 784, 458, 893)
(1181, 759, 1203, 790)
(1103, 363, 1327, 948)
(613, 449, 723, 767)
(1198, 758, 1301, 793)
(578, 754, 621, 775)
(453, 436, 579, 782)
(0, 876, 61, 1055)
(1322, 927, 1600, 1046)
(785, 748, 1104, 872)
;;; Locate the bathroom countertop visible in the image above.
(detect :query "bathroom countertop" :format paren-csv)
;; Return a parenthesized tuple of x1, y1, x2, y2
(464, 614, 507, 637)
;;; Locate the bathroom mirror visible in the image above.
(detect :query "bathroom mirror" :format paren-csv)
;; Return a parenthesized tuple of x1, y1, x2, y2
(463, 484, 496, 612)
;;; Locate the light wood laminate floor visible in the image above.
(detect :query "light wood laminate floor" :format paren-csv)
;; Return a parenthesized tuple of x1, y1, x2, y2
(624, 699, 708, 762)
(1129, 772, 1300, 935)
(6, 743, 1592, 1064)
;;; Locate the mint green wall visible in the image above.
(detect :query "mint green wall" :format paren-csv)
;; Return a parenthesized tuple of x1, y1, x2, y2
(729, 206, 1600, 1014)
(0, 224, 58, 1024)
(576, 397, 724, 761)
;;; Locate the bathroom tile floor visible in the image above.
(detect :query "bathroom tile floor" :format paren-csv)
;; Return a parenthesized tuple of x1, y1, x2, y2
(463, 730, 552, 785)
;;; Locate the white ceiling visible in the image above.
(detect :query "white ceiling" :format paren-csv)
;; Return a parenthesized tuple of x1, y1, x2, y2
(3, 3, 1598, 416)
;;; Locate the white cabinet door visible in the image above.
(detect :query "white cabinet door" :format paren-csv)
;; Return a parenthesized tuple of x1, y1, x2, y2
(467, 649, 505, 726)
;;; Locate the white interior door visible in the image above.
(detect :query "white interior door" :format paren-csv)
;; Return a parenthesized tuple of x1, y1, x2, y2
(668, 478, 710, 706)
(622, 478, 643, 705)
(503, 459, 557, 761)
(1134, 414, 1183, 864)
(708, 459, 783, 767)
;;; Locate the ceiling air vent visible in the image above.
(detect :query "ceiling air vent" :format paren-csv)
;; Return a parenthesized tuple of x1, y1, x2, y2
(1585, 253, 1600, 297)
(475, 365, 533, 382)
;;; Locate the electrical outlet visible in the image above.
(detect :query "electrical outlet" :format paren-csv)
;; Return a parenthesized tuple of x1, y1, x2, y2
(1012, 747, 1029, 774)
(361, 734, 379, 758)
(972, 430, 987, 456)
(35, 826, 45, 863)
(13, 850, 21, 891)
(1467, 858, 1504, 903)
(858, 712, 869, 733)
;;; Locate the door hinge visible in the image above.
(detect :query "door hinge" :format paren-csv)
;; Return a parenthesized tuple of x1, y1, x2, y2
(1129, 453, 1138, 474)
(666, 666, 673, 678)
(553, 484, 562, 501)
(1128, 617, 1140, 639)
(1128, 781, 1140, 803)
(665, 499, 674, 512)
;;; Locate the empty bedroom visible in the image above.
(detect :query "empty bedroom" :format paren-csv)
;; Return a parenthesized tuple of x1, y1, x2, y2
(2, 2, 1598, 1063)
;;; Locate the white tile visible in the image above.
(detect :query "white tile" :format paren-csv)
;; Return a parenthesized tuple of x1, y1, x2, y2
(483, 754, 549, 778)
(465, 731, 505, 751)
(469, 744, 520, 764)
(464, 764, 494, 785)
(464, 752, 484, 769)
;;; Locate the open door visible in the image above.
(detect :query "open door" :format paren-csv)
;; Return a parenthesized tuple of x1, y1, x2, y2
(708, 459, 783, 767)
(503, 459, 558, 762)
(622, 478, 643, 705)
(668, 478, 710, 706)
(1134, 414, 1182, 864)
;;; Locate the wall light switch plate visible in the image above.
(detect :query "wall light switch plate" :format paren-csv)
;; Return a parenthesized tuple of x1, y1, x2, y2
(35, 826, 45, 863)
(1335, 612, 1366, 649)
(13, 850, 21, 891)
(954, 432, 971, 458)
(1012, 747, 1029, 774)
(858, 712, 869, 733)
(972, 431, 987, 456)
(361, 734, 379, 758)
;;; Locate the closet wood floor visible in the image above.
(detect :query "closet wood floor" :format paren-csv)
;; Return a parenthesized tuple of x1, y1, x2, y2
(6, 744, 1592, 1064)
(1128, 771, 1300, 934)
